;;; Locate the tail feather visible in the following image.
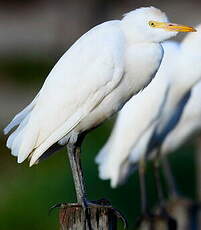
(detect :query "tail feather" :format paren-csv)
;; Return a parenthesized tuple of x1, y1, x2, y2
(95, 142, 110, 165)
(11, 129, 26, 157)
(4, 93, 39, 135)
(29, 109, 84, 166)
(5, 93, 40, 161)
(96, 141, 113, 181)
(7, 129, 20, 150)
(98, 163, 112, 180)
(7, 114, 30, 151)
(16, 123, 39, 163)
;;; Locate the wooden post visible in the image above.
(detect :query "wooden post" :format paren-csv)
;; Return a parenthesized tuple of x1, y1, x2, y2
(196, 136, 201, 228)
(196, 136, 201, 202)
(59, 200, 126, 230)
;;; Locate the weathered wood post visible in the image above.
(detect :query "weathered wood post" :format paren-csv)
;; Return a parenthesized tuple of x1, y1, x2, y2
(59, 200, 126, 230)
(196, 137, 201, 201)
(196, 136, 201, 228)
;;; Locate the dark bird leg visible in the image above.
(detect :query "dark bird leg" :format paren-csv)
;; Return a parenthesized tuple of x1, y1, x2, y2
(135, 155, 151, 228)
(153, 148, 177, 228)
(139, 155, 149, 216)
(161, 155, 179, 199)
(67, 141, 87, 207)
(66, 136, 127, 229)
(67, 136, 112, 208)
(153, 146, 165, 206)
(66, 137, 94, 229)
(136, 151, 177, 229)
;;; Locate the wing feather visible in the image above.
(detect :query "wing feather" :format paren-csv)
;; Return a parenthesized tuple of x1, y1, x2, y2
(4, 92, 40, 135)
(5, 21, 125, 164)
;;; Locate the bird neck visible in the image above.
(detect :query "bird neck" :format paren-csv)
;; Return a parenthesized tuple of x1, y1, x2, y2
(120, 21, 150, 44)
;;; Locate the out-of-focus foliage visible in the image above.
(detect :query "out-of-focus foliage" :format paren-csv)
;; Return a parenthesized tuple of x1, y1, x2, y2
(0, 58, 54, 86)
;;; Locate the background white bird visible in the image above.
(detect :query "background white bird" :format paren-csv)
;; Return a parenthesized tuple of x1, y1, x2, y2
(96, 40, 180, 187)
(4, 7, 194, 209)
(136, 24, 201, 164)
(97, 24, 201, 189)
(161, 80, 201, 155)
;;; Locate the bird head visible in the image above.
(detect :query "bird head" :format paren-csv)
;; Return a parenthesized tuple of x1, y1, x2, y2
(121, 7, 196, 43)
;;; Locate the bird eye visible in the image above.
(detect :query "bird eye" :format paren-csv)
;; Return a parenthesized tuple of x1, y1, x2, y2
(149, 21, 155, 27)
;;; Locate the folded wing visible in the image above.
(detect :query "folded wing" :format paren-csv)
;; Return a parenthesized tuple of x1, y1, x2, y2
(4, 21, 125, 166)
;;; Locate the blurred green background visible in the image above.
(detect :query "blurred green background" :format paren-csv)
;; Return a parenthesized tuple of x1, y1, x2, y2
(0, 0, 200, 229)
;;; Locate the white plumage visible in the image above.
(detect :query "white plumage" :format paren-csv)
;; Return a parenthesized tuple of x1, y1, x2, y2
(162, 80, 201, 154)
(96, 41, 179, 187)
(4, 7, 192, 167)
(97, 24, 201, 188)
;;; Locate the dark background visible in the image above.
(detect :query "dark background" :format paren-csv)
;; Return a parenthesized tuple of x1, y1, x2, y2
(0, 0, 200, 229)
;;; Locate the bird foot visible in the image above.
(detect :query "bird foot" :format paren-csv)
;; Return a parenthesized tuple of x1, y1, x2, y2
(49, 198, 127, 229)
(136, 211, 177, 230)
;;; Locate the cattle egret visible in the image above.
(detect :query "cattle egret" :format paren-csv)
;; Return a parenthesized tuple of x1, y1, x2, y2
(96, 41, 179, 187)
(161, 81, 201, 155)
(4, 7, 195, 209)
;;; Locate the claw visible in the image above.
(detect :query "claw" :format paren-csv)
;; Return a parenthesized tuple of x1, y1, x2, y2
(48, 203, 65, 216)
(87, 198, 128, 229)
(48, 202, 79, 215)
(111, 207, 128, 229)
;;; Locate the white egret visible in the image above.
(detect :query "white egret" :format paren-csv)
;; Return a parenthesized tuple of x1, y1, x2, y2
(96, 40, 180, 187)
(4, 7, 194, 210)
(161, 81, 201, 155)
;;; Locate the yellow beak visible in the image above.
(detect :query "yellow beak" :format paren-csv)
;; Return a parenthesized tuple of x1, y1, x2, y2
(153, 21, 196, 32)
